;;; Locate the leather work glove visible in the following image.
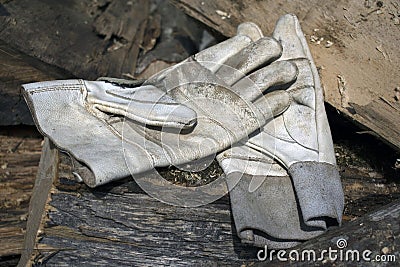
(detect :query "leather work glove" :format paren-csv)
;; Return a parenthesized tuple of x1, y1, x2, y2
(22, 23, 297, 188)
(217, 14, 344, 248)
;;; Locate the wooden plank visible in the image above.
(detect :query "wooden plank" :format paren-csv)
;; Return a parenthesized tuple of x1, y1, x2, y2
(0, 41, 72, 125)
(351, 99, 400, 151)
(262, 199, 400, 266)
(25, 153, 259, 266)
(16, 107, 399, 264)
(0, 227, 25, 260)
(17, 138, 58, 267)
(171, 0, 400, 151)
(0, 127, 43, 258)
(20, 141, 400, 265)
(0, 0, 149, 80)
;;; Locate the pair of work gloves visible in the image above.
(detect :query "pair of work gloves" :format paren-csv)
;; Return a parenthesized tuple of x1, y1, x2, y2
(23, 14, 344, 249)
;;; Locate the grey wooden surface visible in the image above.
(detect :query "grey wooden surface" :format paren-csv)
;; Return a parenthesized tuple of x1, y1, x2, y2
(19, 143, 400, 266)
(24, 153, 258, 266)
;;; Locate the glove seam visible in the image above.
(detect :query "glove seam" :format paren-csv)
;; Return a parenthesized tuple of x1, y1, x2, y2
(220, 153, 276, 164)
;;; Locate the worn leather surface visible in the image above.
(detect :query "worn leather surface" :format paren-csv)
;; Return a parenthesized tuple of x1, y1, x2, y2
(218, 15, 344, 248)
(23, 80, 141, 187)
(22, 23, 297, 187)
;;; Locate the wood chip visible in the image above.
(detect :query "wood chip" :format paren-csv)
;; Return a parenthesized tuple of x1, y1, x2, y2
(215, 9, 231, 19)
(337, 74, 350, 108)
(325, 40, 334, 48)
(376, 44, 389, 60)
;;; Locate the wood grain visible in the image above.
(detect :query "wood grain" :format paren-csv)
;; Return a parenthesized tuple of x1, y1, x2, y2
(18, 145, 400, 265)
(22, 152, 259, 266)
(262, 199, 400, 266)
(0, 0, 149, 80)
(18, 138, 58, 267)
(0, 41, 72, 125)
(0, 129, 42, 258)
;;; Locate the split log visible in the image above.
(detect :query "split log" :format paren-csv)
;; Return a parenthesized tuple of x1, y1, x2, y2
(171, 0, 400, 152)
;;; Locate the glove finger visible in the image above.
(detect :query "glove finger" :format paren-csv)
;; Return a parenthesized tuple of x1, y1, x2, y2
(147, 31, 252, 90)
(194, 35, 252, 72)
(195, 22, 263, 72)
(214, 37, 282, 86)
(231, 60, 298, 102)
(84, 81, 197, 129)
(236, 22, 264, 41)
(253, 90, 290, 120)
(273, 14, 337, 165)
(272, 14, 306, 60)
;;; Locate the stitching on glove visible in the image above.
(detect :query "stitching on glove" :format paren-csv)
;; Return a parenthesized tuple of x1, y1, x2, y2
(26, 85, 81, 94)
(221, 153, 277, 164)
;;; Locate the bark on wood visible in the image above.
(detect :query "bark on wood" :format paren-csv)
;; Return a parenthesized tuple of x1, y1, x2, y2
(171, 0, 400, 152)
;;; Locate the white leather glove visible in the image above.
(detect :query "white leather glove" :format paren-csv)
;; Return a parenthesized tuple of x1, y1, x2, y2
(217, 14, 344, 248)
(22, 24, 297, 188)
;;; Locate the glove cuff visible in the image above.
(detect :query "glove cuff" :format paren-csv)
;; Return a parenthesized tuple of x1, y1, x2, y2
(227, 173, 327, 249)
(288, 161, 344, 226)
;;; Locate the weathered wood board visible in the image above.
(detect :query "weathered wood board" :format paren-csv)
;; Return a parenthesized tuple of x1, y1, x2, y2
(0, 0, 149, 126)
(2, 110, 398, 265)
(260, 199, 400, 266)
(0, 127, 43, 259)
(0, 0, 149, 80)
(0, 41, 72, 125)
(18, 134, 400, 266)
(171, 0, 400, 151)
(21, 151, 259, 266)
(17, 138, 58, 267)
